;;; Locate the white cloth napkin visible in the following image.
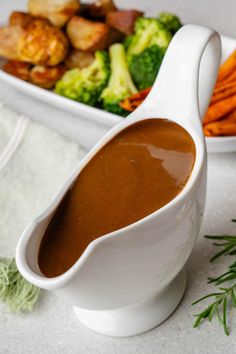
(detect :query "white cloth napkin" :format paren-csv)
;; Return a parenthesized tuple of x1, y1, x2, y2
(0, 102, 85, 257)
(0, 101, 85, 311)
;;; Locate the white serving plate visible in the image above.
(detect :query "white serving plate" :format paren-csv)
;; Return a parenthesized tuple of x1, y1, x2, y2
(0, 34, 235, 153)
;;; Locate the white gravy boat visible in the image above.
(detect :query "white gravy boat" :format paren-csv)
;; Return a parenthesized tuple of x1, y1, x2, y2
(16, 25, 221, 337)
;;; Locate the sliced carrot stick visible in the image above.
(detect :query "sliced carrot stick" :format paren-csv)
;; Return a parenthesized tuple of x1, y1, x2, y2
(226, 109, 236, 120)
(203, 94, 236, 125)
(120, 99, 135, 112)
(211, 85, 236, 104)
(216, 68, 236, 88)
(204, 122, 236, 136)
(120, 87, 151, 112)
(127, 87, 151, 100)
(213, 80, 236, 95)
(204, 110, 236, 136)
(217, 50, 236, 82)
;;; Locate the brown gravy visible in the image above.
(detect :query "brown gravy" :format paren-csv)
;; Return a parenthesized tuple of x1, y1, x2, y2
(38, 119, 196, 277)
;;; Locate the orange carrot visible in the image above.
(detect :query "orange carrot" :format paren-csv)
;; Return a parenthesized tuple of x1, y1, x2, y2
(217, 50, 236, 82)
(216, 68, 236, 88)
(203, 94, 236, 125)
(213, 80, 236, 95)
(120, 87, 151, 112)
(211, 85, 236, 104)
(204, 110, 236, 136)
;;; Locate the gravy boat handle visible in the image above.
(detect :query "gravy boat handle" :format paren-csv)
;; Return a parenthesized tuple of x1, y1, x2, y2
(131, 24, 221, 125)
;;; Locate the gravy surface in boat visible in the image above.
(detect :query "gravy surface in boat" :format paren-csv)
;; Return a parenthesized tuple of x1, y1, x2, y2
(38, 119, 196, 277)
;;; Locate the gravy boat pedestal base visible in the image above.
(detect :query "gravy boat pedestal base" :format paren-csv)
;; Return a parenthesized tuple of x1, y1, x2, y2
(73, 268, 187, 337)
(74, 269, 186, 337)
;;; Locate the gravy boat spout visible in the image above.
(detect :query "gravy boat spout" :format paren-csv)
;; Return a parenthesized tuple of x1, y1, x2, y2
(16, 25, 221, 337)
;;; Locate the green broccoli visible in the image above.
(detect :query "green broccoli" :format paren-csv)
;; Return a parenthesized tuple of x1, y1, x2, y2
(100, 43, 138, 116)
(123, 35, 133, 51)
(129, 44, 164, 90)
(55, 51, 110, 107)
(158, 12, 182, 35)
(126, 17, 172, 59)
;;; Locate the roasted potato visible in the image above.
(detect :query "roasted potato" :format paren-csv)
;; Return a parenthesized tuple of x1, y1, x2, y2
(80, 0, 116, 19)
(106, 28, 124, 46)
(9, 11, 34, 28)
(19, 19, 69, 66)
(106, 10, 143, 35)
(3, 60, 32, 81)
(0, 26, 23, 60)
(65, 49, 94, 69)
(67, 16, 109, 51)
(28, 0, 80, 27)
(91, 0, 116, 15)
(3, 59, 66, 88)
(30, 64, 66, 88)
(0, 20, 68, 65)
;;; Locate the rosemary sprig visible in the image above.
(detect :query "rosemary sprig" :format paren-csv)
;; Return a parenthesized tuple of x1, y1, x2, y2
(204, 235, 236, 262)
(192, 285, 236, 335)
(192, 224, 236, 335)
(208, 261, 236, 285)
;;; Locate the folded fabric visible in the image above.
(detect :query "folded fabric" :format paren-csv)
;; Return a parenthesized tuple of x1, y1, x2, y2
(0, 102, 85, 311)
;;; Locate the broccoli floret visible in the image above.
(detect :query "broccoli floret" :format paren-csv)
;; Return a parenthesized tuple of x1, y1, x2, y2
(123, 35, 133, 51)
(101, 43, 137, 116)
(129, 44, 164, 90)
(158, 12, 182, 35)
(55, 51, 110, 106)
(126, 17, 172, 59)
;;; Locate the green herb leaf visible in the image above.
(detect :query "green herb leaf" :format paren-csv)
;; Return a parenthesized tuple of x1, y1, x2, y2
(192, 223, 236, 335)
(204, 235, 236, 262)
(223, 297, 229, 335)
(192, 286, 235, 335)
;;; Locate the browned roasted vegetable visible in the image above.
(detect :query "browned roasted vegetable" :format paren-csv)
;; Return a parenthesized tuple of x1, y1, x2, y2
(0, 26, 23, 60)
(3, 59, 66, 88)
(67, 16, 109, 51)
(19, 19, 68, 66)
(28, 0, 80, 27)
(9, 11, 34, 28)
(80, 0, 116, 20)
(0, 20, 68, 65)
(106, 28, 124, 46)
(106, 10, 143, 35)
(30, 64, 66, 88)
(65, 49, 94, 69)
(3, 60, 32, 81)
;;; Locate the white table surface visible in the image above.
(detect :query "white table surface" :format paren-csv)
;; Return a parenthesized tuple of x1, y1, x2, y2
(1, 1, 236, 353)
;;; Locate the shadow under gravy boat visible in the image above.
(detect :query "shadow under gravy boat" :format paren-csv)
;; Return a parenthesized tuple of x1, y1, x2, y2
(16, 25, 221, 337)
